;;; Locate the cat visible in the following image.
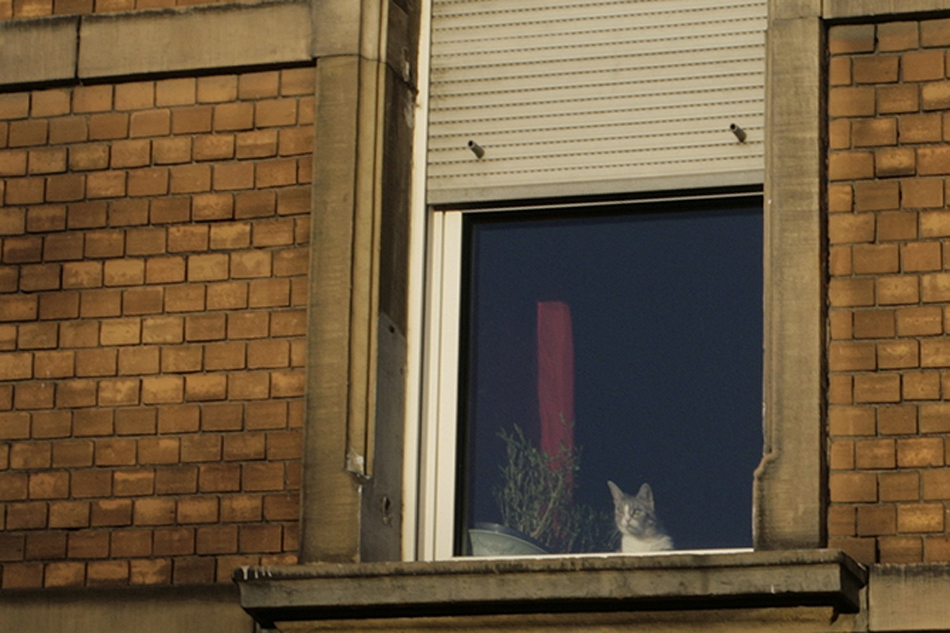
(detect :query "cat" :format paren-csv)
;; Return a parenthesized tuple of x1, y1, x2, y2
(607, 480, 674, 553)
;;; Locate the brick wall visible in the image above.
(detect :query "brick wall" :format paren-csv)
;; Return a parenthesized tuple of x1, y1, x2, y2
(0, 69, 312, 587)
(1, 0, 227, 20)
(827, 18, 950, 564)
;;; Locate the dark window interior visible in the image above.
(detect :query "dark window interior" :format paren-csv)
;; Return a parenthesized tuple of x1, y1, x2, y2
(456, 196, 763, 555)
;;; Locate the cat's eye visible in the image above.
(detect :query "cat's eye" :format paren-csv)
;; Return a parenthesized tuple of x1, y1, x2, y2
(439, 196, 764, 557)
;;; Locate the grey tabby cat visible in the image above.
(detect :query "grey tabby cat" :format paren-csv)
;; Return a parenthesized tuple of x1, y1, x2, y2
(607, 480, 674, 553)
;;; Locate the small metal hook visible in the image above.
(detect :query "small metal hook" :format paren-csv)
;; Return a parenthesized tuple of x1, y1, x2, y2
(730, 123, 747, 143)
(468, 140, 485, 159)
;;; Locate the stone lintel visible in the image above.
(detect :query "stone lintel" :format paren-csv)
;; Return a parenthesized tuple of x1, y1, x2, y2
(824, 0, 950, 19)
(868, 564, 950, 631)
(0, 16, 78, 87)
(78, 0, 312, 80)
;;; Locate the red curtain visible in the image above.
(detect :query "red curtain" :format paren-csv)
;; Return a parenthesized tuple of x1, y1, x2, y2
(537, 301, 575, 482)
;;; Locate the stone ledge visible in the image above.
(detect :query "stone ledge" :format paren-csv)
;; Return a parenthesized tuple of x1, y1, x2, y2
(0, 0, 312, 90)
(868, 564, 950, 632)
(234, 550, 867, 628)
(823, 0, 950, 19)
(78, 0, 312, 80)
(0, 16, 78, 87)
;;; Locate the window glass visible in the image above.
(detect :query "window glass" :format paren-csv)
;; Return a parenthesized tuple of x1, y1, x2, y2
(456, 197, 763, 555)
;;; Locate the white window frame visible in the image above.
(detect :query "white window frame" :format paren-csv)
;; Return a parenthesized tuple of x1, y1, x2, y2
(413, 192, 765, 562)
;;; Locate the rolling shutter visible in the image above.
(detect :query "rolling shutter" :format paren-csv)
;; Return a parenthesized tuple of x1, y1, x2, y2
(426, 0, 767, 204)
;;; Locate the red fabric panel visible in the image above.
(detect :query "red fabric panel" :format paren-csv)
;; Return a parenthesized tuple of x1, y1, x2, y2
(537, 301, 575, 476)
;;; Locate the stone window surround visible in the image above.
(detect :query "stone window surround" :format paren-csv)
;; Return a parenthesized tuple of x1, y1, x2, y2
(237, 0, 950, 630)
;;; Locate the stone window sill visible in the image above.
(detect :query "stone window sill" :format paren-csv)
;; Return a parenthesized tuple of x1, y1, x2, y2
(235, 549, 866, 628)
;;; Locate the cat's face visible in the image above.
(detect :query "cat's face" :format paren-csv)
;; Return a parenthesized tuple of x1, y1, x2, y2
(608, 481, 659, 537)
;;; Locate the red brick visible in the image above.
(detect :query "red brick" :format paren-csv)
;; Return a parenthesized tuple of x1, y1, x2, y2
(71, 469, 112, 498)
(187, 253, 228, 282)
(173, 557, 215, 584)
(111, 529, 152, 558)
(198, 463, 241, 492)
(0, 472, 28, 501)
(904, 371, 941, 401)
(155, 466, 198, 495)
(48, 501, 90, 529)
(239, 524, 282, 553)
(879, 21, 919, 52)
(133, 497, 176, 525)
(51, 440, 93, 469)
(247, 339, 289, 369)
(59, 321, 99, 348)
(256, 159, 297, 188)
(90, 499, 133, 527)
(249, 279, 291, 308)
(878, 84, 919, 114)
(853, 55, 899, 84)
(1, 562, 44, 589)
(270, 310, 305, 337)
(281, 68, 315, 96)
(193, 134, 234, 162)
(221, 494, 262, 522)
(100, 317, 141, 346)
(213, 102, 254, 131)
(830, 472, 877, 502)
(185, 373, 228, 402)
(161, 345, 203, 373)
(263, 493, 299, 521)
(7, 501, 48, 529)
(228, 372, 270, 400)
(200, 402, 243, 431)
(146, 257, 186, 284)
(95, 381, 134, 411)
(4, 234, 43, 261)
(129, 109, 171, 138)
(236, 130, 278, 159)
(142, 316, 184, 344)
(32, 410, 72, 439)
(208, 222, 250, 249)
(898, 503, 945, 533)
(9, 119, 48, 147)
(854, 373, 901, 403)
(279, 127, 313, 156)
(178, 496, 218, 524)
(171, 107, 212, 136)
(156, 78, 196, 107)
(898, 437, 945, 467)
(876, 147, 915, 177)
(73, 409, 114, 437)
(878, 275, 919, 305)
(141, 375, 184, 404)
(207, 282, 249, 311)
(856, 505, 896, 536)
(181, 434, 221, 463)
(193, 192, 234, 220)
(213, 162, 254, 191)
(239, 71, 279, 99)
(130, 559, 172, 586)
(49, 116, 87, 144)
(242, 462, 284, 492)
(196, 525, 238, 554)
(115, 408, 157, 435)
(904, 49, 944, 81)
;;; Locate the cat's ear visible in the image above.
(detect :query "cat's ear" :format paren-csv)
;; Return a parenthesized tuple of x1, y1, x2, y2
(607, 480, 623, 503)
(637, 483, 655, 509)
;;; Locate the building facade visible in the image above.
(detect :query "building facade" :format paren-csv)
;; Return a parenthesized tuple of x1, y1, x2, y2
(3, 0, 950, 631)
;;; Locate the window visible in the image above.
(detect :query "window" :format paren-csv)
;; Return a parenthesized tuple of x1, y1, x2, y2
(419, 192, 764, 559)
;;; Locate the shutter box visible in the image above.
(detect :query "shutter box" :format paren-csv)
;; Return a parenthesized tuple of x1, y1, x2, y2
(426, 0, 767, 204)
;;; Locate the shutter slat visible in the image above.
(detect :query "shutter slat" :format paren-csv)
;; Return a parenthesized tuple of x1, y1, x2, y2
(427, 0, 767, 202)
